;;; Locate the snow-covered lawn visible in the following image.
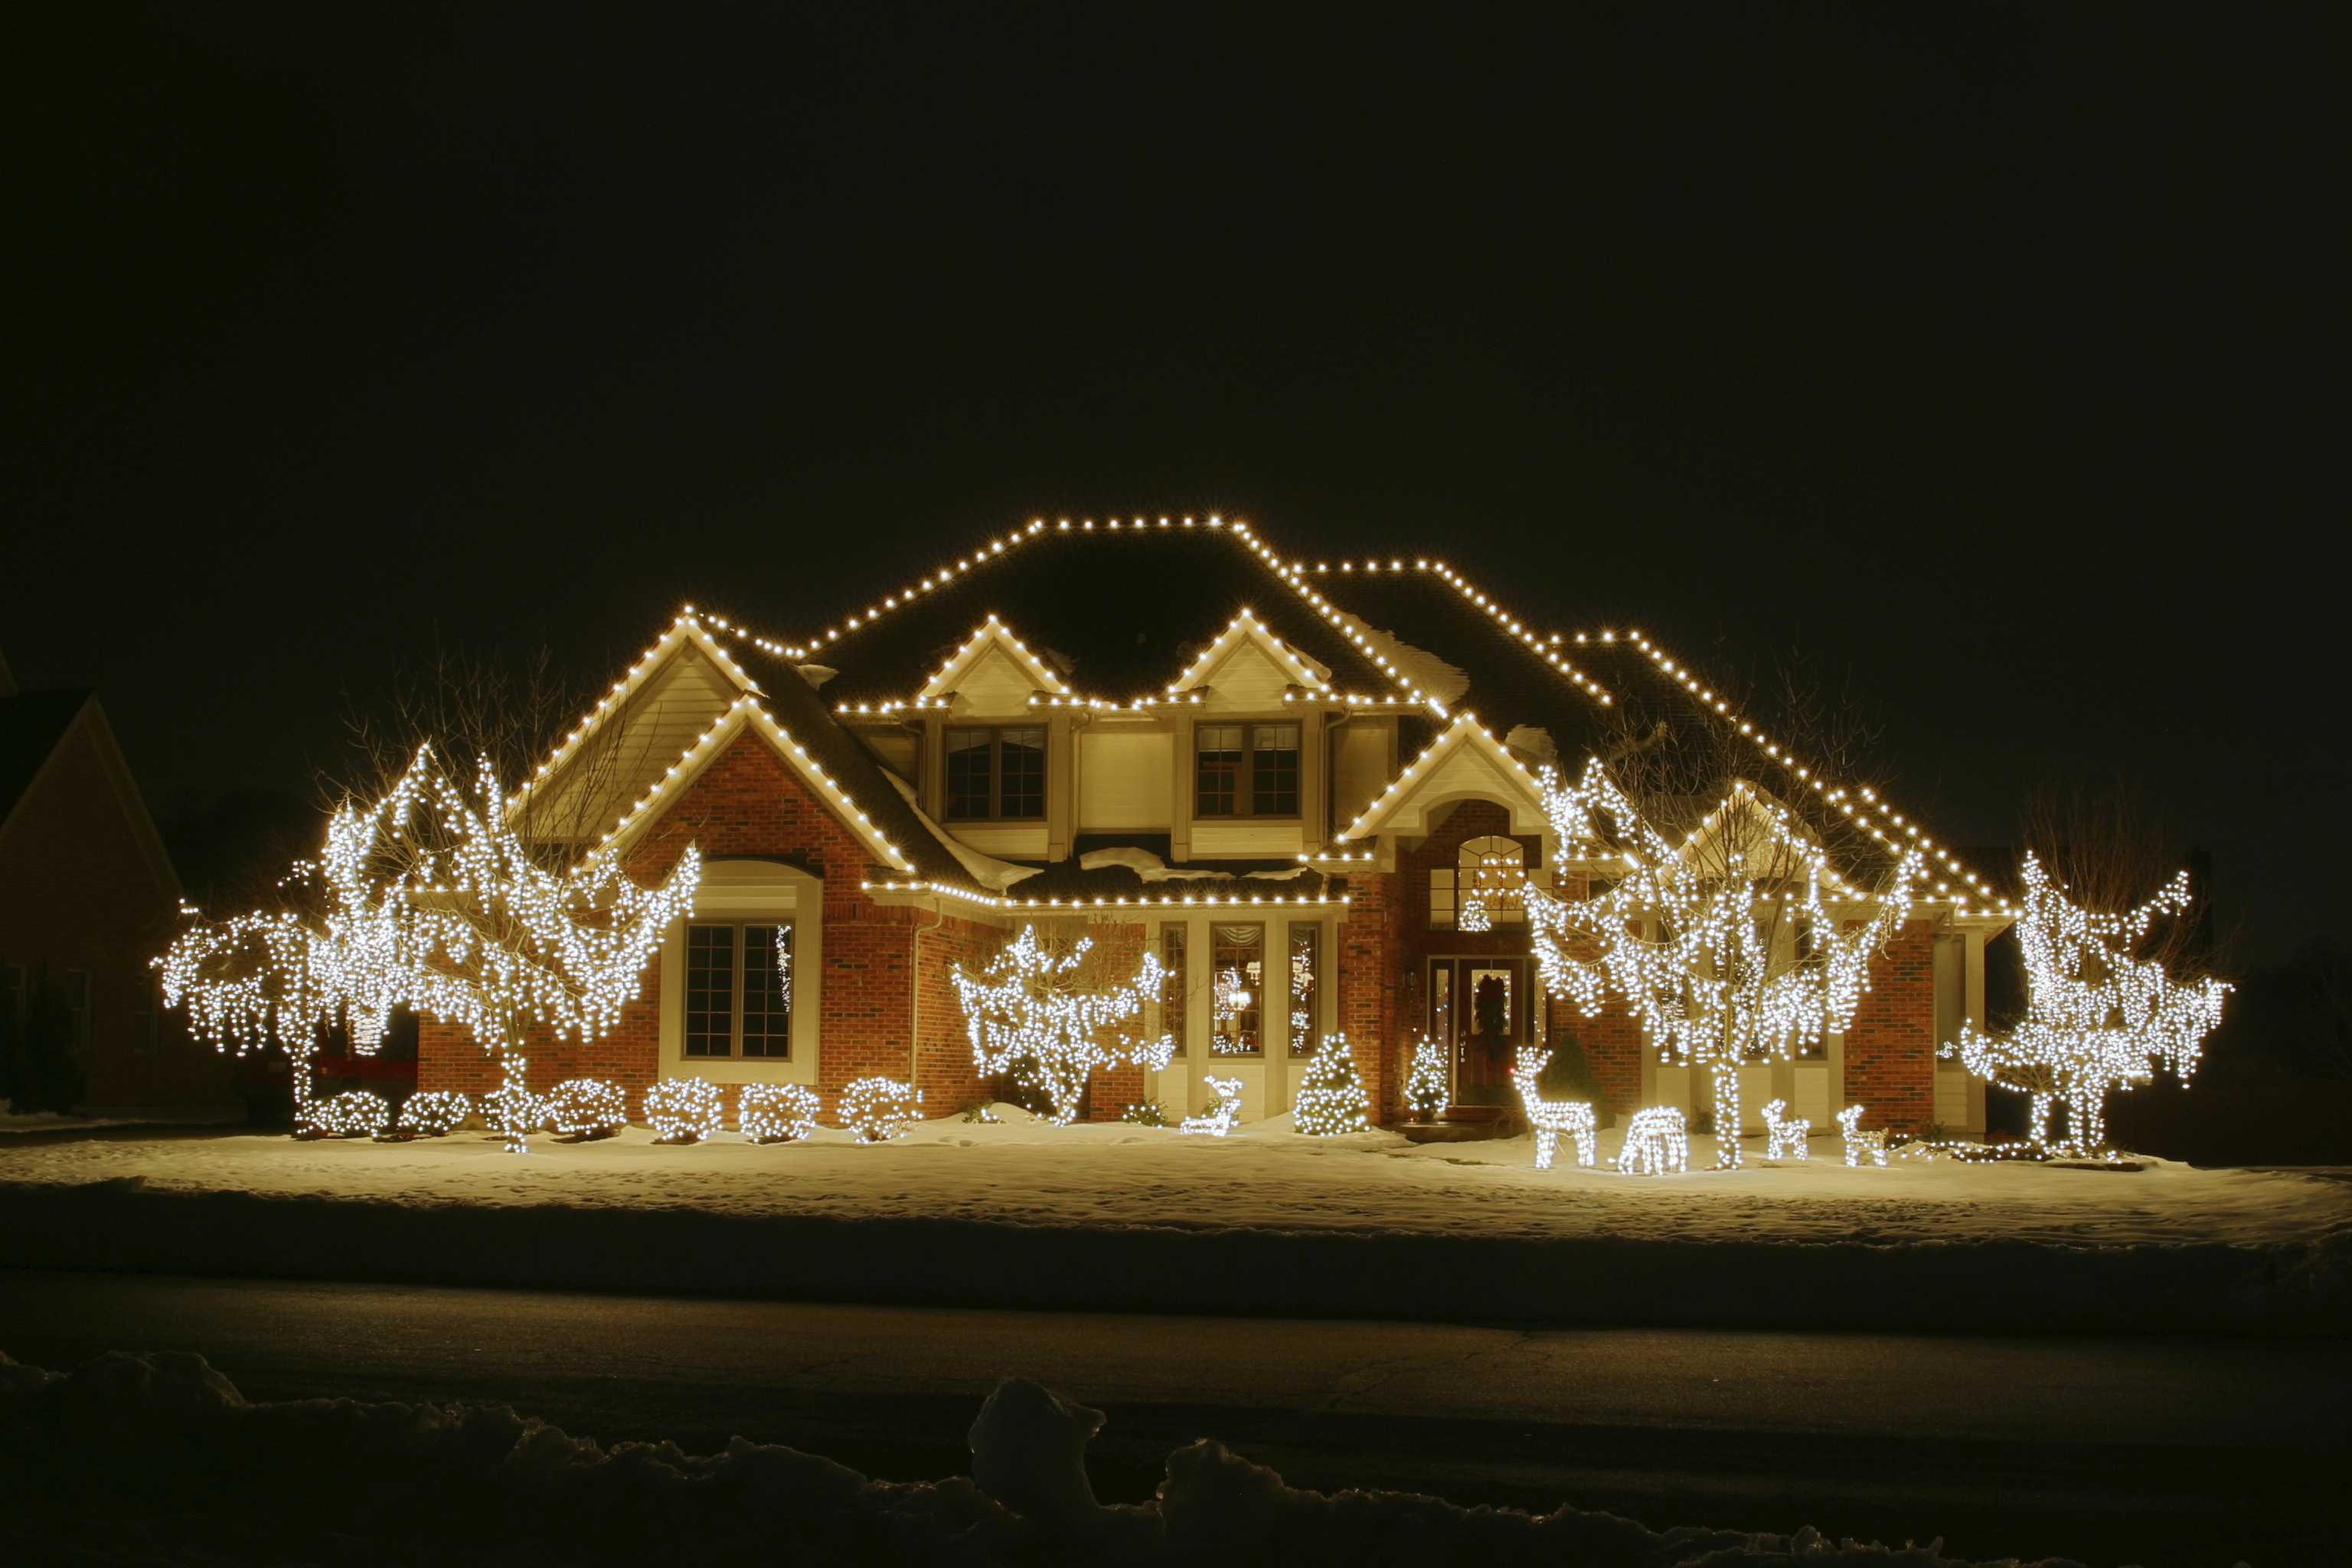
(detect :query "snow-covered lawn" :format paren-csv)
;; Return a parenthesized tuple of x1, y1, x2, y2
(0, 1349, 2141, 1567)
(4, 1112, 2345, 1334)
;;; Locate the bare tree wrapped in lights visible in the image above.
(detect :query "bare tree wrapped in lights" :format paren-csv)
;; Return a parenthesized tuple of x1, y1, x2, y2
(1947, 853, 2228, 1154)
(949, 925, 1173, 1125)
(158, 743, 699, 1150)
(1526, 758, 1922, 1169)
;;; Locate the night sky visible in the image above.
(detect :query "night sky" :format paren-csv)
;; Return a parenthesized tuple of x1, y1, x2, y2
(6, 6, 2336, 962)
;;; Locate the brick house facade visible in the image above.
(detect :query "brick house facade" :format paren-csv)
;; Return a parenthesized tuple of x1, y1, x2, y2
(418, 518, 2007, 1138)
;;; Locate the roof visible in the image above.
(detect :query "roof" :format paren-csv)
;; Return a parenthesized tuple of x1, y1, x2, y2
(0, 688, 94, 833)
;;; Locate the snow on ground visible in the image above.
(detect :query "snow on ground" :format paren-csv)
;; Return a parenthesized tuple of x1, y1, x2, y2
(1, 1109, 2342, 1249)
(0, 1348, 2115, 1567)
(3, 1112, 2345, 1333)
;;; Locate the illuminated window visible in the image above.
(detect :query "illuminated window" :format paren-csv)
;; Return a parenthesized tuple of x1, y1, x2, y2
(1194, 724, 1298, 817)
(1289, 924, 1319, 1057)
(1210, 924, 1263, 1053)
(946, 727, 1046, 820)
(1431, 836, 1527, 930)
(685, 923, 793, 1058)
(1161, 926, 1187, 1056)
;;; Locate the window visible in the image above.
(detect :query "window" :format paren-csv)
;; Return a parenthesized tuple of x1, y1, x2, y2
(1160, 926, 1187, 1056)
(1194, 724, 1299, 817)
(686, 923, 793, 1058)
(125, 972, 155, 1054)
(62, 971, 90, 1054)
(1210, 925, 1263, 1053)
(1429, 835, 1529, 930)
(946, 727, 1046, 820)
(1288, 924, 1319, 1057)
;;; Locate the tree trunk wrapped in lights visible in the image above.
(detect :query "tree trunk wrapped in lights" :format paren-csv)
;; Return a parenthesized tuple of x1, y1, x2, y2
(950, 925, 1173, 1125)
(1526, 757, 1922, 1169)
(157, 743, 698, 1149)
(1946, 853, 2229, 1154)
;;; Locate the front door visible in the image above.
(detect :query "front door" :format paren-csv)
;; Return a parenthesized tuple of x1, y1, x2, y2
(1427, 956, 1534, 1106)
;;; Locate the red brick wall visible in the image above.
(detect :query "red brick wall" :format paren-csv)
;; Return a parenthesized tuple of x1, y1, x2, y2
(1844, 919, 1936, 1132)
(1337, 871, 1404, 1118)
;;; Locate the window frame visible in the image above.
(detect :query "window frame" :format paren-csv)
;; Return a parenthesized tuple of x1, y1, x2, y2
(943, 725, 1048, 822)
(684, 920, 795, 1060)
(1193, 722, 1302, 819)
(1210, 923, 1266, 1055)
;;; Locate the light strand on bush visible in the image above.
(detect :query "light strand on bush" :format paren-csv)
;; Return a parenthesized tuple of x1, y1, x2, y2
(482, 1056, 544, 1154)
(546, 1078, 628, 1139)
(1943, 853, 2230, 1155)
(1404, 1035, 1449, 1122)
(305, 1089, 389, 1139)
(1294, 1036, 1370, 1135)
(842, 1077, 922, 1142)
(645, 1077, 724, 1143)
(397, 1089, 474, 1136)
(949, 925, 1171, 1125)
(1181, 1076, 1244, 1137)
(1512, 1046, 1596, 1169)
(1618, 1106, 1689, 1175)
(1526, 759, 1923, 1169)
(740, 1082, 822, 1143)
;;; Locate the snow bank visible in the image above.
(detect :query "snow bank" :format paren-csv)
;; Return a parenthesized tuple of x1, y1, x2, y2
(0, 1349, 2110, 1567)
(2, 1120, 2345, 1334)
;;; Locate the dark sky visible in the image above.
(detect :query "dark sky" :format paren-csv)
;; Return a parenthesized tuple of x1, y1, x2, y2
(5, 5, 2337, 962)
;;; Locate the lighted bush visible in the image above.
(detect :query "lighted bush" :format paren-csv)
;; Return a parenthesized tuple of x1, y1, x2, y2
(644, 1076, 724, 1144)
(545, 1078, 628, 1139)
(841, 1077, 921, 1143)
(396, 1089, 474, 1137)
(305, 1089, 389, 1139)
(740, 1082, 821, 1144)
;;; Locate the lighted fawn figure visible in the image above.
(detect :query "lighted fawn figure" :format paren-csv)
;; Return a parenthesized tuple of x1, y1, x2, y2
(1838, 1104, 1888, 1167)
(1181, 1076, 1244, 1137)
(1762, 1098, 1810, 1161)
(1512, 1045, 1598, 1170)
(1618, 1106, 1690, 1175)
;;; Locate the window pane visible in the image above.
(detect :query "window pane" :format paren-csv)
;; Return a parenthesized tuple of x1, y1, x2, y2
(945, 729, 991, 819)
(1429, 867, 1456, 929)
(998, 728, 1045, 819)
(1196, 726, 1241, 817)
(1161, 926, 1186, 1056)
(740, 924, 792, 1057)
(1251, 725, 1298, 816)
(1289, 924, 1318, 1057)
(686, 926, 735, 1057)
(1210, 924, 1263, 1054)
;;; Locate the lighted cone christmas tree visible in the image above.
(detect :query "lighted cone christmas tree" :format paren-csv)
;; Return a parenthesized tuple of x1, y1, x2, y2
(1403, 1034, 1449, 1122)
(1294, 1034, 1370, 1135)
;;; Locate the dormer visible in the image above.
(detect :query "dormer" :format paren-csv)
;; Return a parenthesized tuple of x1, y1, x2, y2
(916, 616, 1073, 720)
(1167, 609, 1331, 712)
(1335, 712, 1553, 854)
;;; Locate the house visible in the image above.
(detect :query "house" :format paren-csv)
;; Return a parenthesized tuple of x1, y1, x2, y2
(419, 516, 2014, 1136)
(0, 648, 238, 1119)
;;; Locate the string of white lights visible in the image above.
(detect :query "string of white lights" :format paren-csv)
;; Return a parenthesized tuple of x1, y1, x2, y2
(546, 1078, 628, 1139)
(1404, 1035, 1450, 1122)
(1619, 1106, 1690, 1175)
(1513, 1045, 1597, 1169)
(1837, 1104, 1890, 1167)
(1181, 1076, 1244, 1137)
(645, 1077, 724, 1143)
(740, 1082, 822, 1143)
(1762, 1098, 1811, 1161)
(842, 1077, 922, 1142)
(397, 1089, 474, 1137)
(1294, 1035, 1370, 1135)
(949, 926, 1171, 1125)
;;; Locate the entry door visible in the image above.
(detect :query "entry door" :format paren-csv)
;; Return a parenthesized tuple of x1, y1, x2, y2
(1427, 956, 1534, 1104)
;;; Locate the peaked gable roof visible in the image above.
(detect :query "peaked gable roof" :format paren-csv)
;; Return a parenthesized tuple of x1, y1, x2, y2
(0, 688, 181, 901)
(913, 616, 1074, 706)
(1168, 609, 1331, 697)
(1337, 713, 1553, 844)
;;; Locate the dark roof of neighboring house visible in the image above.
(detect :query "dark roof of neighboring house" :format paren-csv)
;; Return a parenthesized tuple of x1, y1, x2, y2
(0, 688, 93, 831)
(739, 523, 1397, 704)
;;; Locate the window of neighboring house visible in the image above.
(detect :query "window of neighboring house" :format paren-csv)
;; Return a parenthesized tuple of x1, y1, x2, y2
(1210, 925, 1263, 1053)
(61, 971, 91, 1054)
(685, 923, 793, 1058)
(945, 727, 1047, 820)
(1288, 924, 1319, 1057)
(1194, 724, 1299, 818)
(125, 972, 155, 1053)
(1160, 926, 1187, 1056)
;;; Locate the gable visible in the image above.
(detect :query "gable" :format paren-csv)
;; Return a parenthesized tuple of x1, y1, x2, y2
(522, 626, 755, 843)
(914, 617, 1072, 718)
(1168, 610, 1331, 711)
(1338, 714, 1550, 843)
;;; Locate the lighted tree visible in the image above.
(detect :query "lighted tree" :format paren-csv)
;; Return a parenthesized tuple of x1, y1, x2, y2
(1947, 853, 2228, 1153)
(950, 925, 1172, 1125)
(159, 743, 699, 1145)
(1526, 758, 1922, 1168)
(1294, 1035, 1370, 1135)
(1403, 1034, 1449, 1122)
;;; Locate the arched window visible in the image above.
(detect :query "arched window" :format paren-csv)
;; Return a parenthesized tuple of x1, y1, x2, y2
(1430, 835, 1528, 930)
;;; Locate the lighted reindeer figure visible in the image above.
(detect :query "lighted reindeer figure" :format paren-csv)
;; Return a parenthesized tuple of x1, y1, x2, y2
(1838, 1104, 1888, 1167)
(1181, 1076, 1245, 1137)
(1762, 1098, 1810, 1161)
(1618, 1106, 1690, 1175)
(1512, 1045, 1598, 1170)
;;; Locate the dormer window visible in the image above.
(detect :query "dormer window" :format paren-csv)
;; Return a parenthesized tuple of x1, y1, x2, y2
(946, 727, 1045, 820)
(1195, 724, 1299, 818)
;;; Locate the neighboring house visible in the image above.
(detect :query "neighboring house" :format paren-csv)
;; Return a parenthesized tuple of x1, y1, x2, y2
(420, 518, 2013, 1134)
(0, 647, 238, 1119)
